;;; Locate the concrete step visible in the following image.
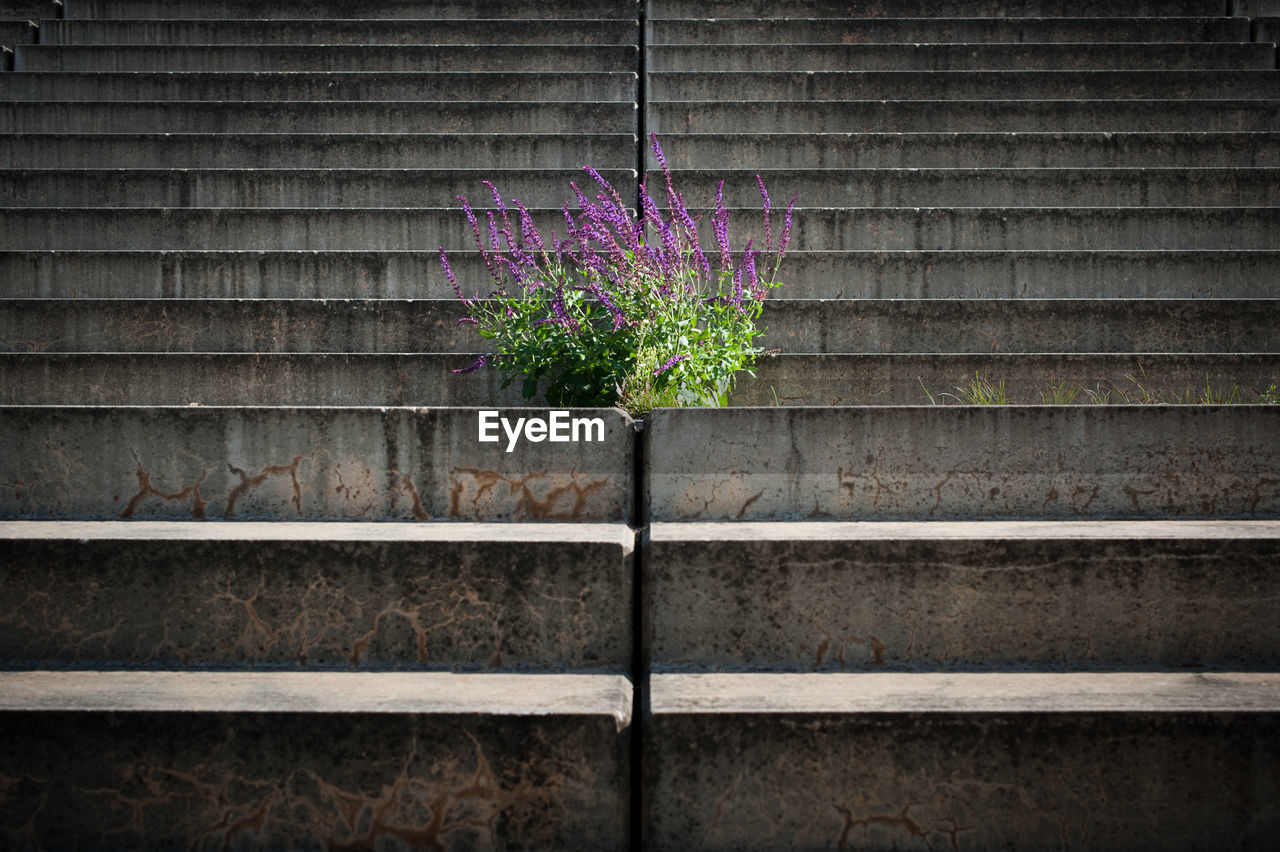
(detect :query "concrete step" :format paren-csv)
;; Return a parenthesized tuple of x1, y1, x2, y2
(0, 168, 635, 209)
(759, 298, 1280, 354)
(0, 671, 631, 849)
(648, 16, 1252, 44)
(645, 672, 1280, 850)
(0, 100, 637, 133)
(0, 406, 634, 521)
(0, 207, 580, 251)
(648, 99, 1280, 133)
(0, 19, 34, 48)
(649, 70, 1280, 101)
(741, 353, 1280, 406)
(10, 167, 1270, 210)
(0, 132, 638, 169)
(650, 0, 1226, 17)
(6, 207, 1277, 252)
(63, 0, 639, 18)
(5, 249, 1276, 300)
(646, 43, 1275, 72)
(643, 406, 1280, 521)
(0, 0, 53, 15)
(0, 71, 639, 102)
(13, 44, 639, 73)
(0, 352, 521, 405)
(0, 249, 493, 298)
(40, 18, 639, 46)
(646, 132, 1280, 169)
(771, 250, 1280, 299)
(4, 298, 1276, 355)
(0, 299, 484, 353)
(653, 168, 1280, 208)
(644, 521, 1280, 671)
(677, 206, 1280, 251)
(0, 521, 634, 670)
(1259, 17, 1280, 44)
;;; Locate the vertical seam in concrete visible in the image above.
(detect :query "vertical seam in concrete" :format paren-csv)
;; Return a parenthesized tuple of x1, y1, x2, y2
(636, 0, 647, 214)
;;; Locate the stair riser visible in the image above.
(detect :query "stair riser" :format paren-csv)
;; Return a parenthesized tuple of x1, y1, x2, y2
(0, 711, 629, 849)
(647, 44, 1276, 72)
(644, 407, 1280, 521)
(0, 102, 637, 133)
(646, 133, 1280, 169)
(650, 0, 1224, 16)
(0, 133, 638, 170)
(0, 72, 639, 102)
(652, 168, 1280, 208)
(649, 101, 1280, 133)
(0, 208, 599, 251)
(7, 298, 1274, 355)
(650, 70, 1280, 101)
(41, 19, 639, 46)
(645, 533, 1280, 670)
(14, 45, 639, 73)
(0, 169, 635, 209)
(645, 712, 1280, 851)
(3, 250, 1276, 300)
(8, 353, 1276, 407)
(649, 17, 1251, 43)
(62, 0, 638, 18)
(0, 407, 633, 522)
(0, 250, 489, 299)
(741, 353, 1280, 406)
(0, 534, 633, 670)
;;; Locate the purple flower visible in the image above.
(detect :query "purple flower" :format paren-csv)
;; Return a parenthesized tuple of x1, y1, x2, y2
(653, 353, 687, 377)
(779, 194, 798, 257)
(756, 175, 772, 256)
(453, 354, 488, 374)
(457, 195, 499, 284)
(713, 181, 732, 279)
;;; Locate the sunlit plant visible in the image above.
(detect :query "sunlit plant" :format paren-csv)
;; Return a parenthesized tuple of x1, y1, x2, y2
(439, 133, 796, 417)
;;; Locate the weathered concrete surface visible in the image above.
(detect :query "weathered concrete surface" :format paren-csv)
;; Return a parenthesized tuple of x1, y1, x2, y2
(651, 0, 1222, 16)
(0, 299, 485, 353)
(649, 100, 1280, 133)
(0, 20, 35, 49)
(0, 0, 53, 17)
(0, 71, 639, 102)
(0, 207, 585, 251)
(0, 250, 496, 299)
(42, 18, 639, 45)
(650, 70, 1280, 101)
(0, 131, 638, 169)
(675, 206, 1280, 251)
(649, 16, 1249, 43)
(756, 298, 1280, 354)
(0, 672, 631, 850)
(14, 44, 640, 73)
(644, 521, 1280, 671)
(0, 407, 634, 521)
(8, 298, 1275, 355)
(8, 352, 1276, 407)
(643, 407, 1280, 521)
(649, 167, 1280, 207)
(645, 672, 1280, 851)
(1258, 17, 1280, 46)
(7, 249, 1277, 300)
(63, 0, 639, 18)
(648, 43, 1274, 72)
(0, 101, 637, 134)
(737, 352, 1280, 406)
(0, 353, 526, 405)
(0, 521, 634, 670)
(767, 250, 1280, 299)
(648, 132, 1280, 169)
(0, 168, 634, 208)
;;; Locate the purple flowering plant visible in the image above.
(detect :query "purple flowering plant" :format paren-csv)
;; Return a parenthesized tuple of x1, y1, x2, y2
(439, 133, 796, 416)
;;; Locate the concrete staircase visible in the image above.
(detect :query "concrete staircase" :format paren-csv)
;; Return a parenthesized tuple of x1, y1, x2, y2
(2, 0, 1279, 849)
